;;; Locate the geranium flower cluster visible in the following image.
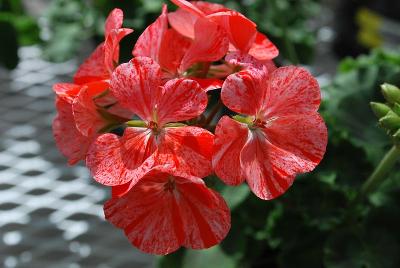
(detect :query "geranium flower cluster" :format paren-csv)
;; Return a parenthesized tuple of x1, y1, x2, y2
(52, 0, 327, 255)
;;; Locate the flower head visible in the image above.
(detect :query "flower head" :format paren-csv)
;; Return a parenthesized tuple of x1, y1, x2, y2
(104, 168, 230, 255)
(214, 64, 328, 200)
(86, 57, 214, 194)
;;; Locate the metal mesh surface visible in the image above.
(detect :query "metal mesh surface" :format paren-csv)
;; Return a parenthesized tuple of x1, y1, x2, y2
(0, 46, 155, 268)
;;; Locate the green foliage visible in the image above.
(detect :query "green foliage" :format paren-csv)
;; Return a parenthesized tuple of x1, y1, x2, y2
(323, 48, 400, 164)
(42, 0, 98, 62)
(40, 0, 320, 64)
(0, 0, 39, 69)
(159, 48, 400, 268)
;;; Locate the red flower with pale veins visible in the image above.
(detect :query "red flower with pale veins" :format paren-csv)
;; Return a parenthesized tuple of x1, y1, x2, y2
(74, 8, 133, 85)
(214, 66, 328, 200)
(133, 4, 228, 91)
(52, 9, 133, 165)
(86, 57, 214, 194)
(104, 168, 230, 255)
(53, 81, 131, 165)
(169, 0, 279, 61)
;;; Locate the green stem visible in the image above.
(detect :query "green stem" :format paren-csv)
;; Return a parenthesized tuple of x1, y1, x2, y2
(359, 145, 400, 198)
(344, 145, 400, 224)
(126, 120, 147, 127)
(349, 145, 400, 210)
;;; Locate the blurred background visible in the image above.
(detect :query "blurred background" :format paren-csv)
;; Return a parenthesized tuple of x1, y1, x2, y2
(0, 0, 399, 267)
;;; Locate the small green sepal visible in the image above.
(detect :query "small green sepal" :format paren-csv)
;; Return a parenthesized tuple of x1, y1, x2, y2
(370, 102, 391, 118)
(381, 83, 400, 104)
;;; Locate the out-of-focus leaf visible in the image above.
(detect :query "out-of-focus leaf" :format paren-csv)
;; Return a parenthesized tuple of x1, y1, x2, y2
(278, 228, 326, 268)
(157, 248, 185, 268)
(0, 20, 18, 69)
(182, 246, 236, 268)
(42, 23, 84, 62)
(0, 12, 39, 45)
(221, 184, 250, 210)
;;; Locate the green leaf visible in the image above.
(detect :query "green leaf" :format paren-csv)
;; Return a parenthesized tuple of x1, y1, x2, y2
(157, 248, 185, 268)
(0, 20, 18, 69)
(221, 184, 250, 210)
(182, 246, 236, 268)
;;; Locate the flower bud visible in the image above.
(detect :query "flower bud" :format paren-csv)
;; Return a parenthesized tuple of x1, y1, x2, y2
(379, 111, 400, 131)
(392, 103, 400, 116)
(381, 83, 400, 104)
(370, 102, 391, 118)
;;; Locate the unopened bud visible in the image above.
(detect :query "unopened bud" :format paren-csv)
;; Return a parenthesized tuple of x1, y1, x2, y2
(379, 111, 400, 131)
(381, 83, 400, 104)
(370, 102, 391, 118)
(392, 103, 400, 116)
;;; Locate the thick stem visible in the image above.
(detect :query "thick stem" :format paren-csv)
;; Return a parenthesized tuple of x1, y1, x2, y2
(359, 145, 400, 198)
(344, 145, 400, 224)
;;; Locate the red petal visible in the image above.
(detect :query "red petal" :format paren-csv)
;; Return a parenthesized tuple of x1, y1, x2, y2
(168, 8, 198, 39)
(104, 28, 133, 73)
(259, 66, 321, 118)
(104, 170, 230, 255)
(72, 81, 109, 137)
(156, 127, 214, 178)
(104, 171, 183, 255)
(209, 11, 257, 53)
(264, 113, 328, 174)
(159, 28, 192, 75)
(180, 18, 229, 72)
(248, 32, 279, 60)
(86, 127, 157, 186)
(92, 90, 133, 120)
(105, 8, 123, 36)
(53, 98, 94, 165)
(133, 5, 168, 62)
(74, 43, 109, 85)
(213, 116, 248, 185)
(53, 83, 81, 104)
(110, 57, 162, 121)
(157, 78, 207, 125)
(240, 130, 295, 200)
(171, 0, 205, 17)
(178, 180, 230, 249)
(111, 182, 131, 198)
(190, 77, 223, 92)
(168, 1, 230, 39)
(225, 51, 265, 69)
(192, 1, 229, 14)
(221, 66, 267, 115)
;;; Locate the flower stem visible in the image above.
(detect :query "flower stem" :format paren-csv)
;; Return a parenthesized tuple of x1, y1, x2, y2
(359, 145, 400, 198)
(343, 145, 400, 224)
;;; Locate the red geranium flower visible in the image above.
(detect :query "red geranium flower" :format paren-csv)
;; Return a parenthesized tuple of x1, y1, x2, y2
(74, 8, 133, 85)
(86, 57, 214, 195)
(213, 65, 328, 200)
(53, 9, 133, 164)
(53, 81, 131, 165)
(133, 4, 228, 91)
(104, 168, 230, 255)
(169, 0, 279, 61)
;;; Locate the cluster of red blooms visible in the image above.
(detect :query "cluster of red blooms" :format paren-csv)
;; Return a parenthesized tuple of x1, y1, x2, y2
(52, 0, 327, 255)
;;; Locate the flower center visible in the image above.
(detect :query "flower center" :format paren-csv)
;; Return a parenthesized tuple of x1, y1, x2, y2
(163, 177, 176, 192)
(147, 121, 160, 135)
(252, 118, 266, 129)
